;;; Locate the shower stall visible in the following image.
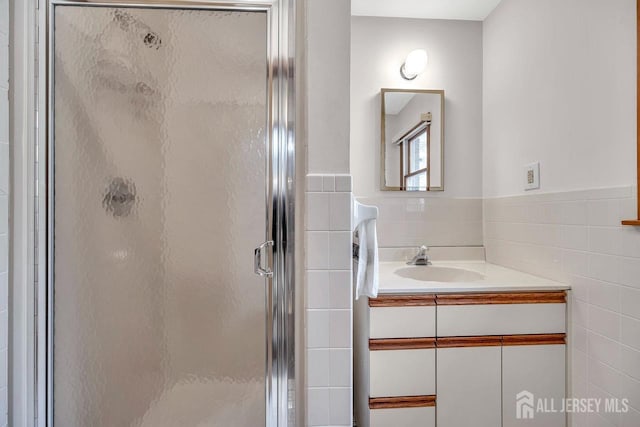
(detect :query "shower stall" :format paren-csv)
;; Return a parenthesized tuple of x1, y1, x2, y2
(38, 1, 295, 426)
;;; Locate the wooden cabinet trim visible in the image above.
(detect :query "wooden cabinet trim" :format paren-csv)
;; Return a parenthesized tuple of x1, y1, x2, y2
(369, 294, 436, 307)
(368, 335, 566, 349)
(436, 291, 566, 305)
(434, 334, 566, 348)
(502, 333, 566, 346)
(369, 395, 436, 409)
(369, 337, 436, 350)
(371, 291, 567, 307)
(436, 336, 503, 348)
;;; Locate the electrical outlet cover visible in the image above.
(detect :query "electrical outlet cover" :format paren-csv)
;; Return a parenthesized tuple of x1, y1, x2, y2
(524, 162, 540, 190)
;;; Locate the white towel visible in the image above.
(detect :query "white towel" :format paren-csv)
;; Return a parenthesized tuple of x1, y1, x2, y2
(355, 218, 379, 299)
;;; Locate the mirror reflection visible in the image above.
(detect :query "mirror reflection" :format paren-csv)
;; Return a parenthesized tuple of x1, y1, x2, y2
(381, 89, 444, 191)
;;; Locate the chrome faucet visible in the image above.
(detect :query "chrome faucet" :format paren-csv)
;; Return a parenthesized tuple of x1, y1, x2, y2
(407, 245, 431, 265)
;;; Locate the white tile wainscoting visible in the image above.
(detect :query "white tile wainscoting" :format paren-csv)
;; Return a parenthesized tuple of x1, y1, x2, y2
(484, 186, 640, 426)
(305, 174, 353, 427)
(357, 197, 483, 248)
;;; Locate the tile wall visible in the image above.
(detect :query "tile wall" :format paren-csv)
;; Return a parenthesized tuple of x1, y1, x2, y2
(305, 174, 354, 427)
(484, 186, 640, 426)
(357, 197, 483, 248)
(0, 1, 9, 425)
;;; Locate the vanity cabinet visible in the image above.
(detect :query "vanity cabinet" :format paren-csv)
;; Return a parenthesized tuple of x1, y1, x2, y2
(354, 290, 568, 427)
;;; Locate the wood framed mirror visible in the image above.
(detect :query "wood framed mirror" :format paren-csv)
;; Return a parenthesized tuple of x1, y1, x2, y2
(380, 88, 445, 192)
(622, 0, 640, 225)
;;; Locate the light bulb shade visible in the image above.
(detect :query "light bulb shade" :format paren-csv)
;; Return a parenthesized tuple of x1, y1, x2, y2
(401, 49, 428, 80)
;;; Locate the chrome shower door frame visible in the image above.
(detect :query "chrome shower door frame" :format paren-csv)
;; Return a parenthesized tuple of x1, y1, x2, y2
(38, 1, 296, 426)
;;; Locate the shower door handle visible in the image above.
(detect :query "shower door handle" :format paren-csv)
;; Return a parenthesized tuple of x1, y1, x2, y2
(254, 240, 274, 277)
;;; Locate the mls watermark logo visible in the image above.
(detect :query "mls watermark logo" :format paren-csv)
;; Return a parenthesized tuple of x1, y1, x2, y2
(516, 390, 630, 419)
(516, 390, 535, 419)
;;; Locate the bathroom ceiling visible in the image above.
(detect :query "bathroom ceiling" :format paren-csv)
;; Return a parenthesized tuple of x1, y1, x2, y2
(351, 0, 503, 21)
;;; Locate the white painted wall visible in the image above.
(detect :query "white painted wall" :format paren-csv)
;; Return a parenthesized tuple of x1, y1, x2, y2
(307, 0, 351, 174)
(0, 1, 9, 425)
(351, 16, 483, 198)
(483, 0, 636, 197)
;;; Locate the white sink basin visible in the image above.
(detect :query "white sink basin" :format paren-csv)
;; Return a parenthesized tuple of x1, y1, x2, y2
(394, 266, 485, 283)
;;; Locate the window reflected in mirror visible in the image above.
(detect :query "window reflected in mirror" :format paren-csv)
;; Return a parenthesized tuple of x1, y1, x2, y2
(405, 124, 428, 190)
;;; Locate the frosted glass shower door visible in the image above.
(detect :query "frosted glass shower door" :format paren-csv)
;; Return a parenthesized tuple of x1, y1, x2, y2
(51, 5, 269, 426)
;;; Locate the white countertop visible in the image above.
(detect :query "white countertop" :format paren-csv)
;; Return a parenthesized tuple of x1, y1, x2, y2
(378, 261, 571, 294)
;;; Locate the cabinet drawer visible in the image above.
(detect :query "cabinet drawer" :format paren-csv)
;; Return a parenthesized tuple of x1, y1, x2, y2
(370, 348, 435, 397)
(370, 306, 436, 338)
(437, 303, 566, 336)
(370, 406, 435, 427)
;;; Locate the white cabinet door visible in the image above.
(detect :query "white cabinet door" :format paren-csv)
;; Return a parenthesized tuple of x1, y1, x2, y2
(437, 346, 502, 427)
(503, 344, 566, 427)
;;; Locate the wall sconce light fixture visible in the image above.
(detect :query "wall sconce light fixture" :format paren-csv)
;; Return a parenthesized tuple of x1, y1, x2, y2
(400, 49, 428, 80)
